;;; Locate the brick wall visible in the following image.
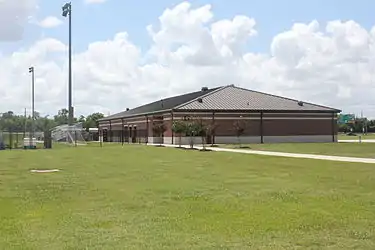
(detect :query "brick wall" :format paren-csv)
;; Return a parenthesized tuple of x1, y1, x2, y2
(99, 111, 338, 144)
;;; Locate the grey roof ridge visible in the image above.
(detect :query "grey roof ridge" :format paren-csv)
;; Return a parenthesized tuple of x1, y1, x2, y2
(173, 85, 230, 110)
(233, 85, 341, 112)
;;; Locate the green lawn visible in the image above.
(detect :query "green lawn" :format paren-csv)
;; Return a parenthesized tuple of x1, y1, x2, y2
(1, 144, 375, 249)
(338, 133, 375, 140)
(222, 142, 375, 158)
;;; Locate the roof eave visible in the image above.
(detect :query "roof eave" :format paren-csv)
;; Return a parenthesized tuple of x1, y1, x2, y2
(98, 108, 173, 122)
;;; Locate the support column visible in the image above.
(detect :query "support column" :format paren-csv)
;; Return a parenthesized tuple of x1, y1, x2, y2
(146, 116, 149, 144)
(121, 118, 124, 145)
(109, 120, 112, 142)
(331, 112, 335, 142)
(212, 112, 215, 145)
(124, 125, 129, 143)
(129, 126, 132, 143)
(260, 111, 264, 144)
(99, 127, 103, 147)
(171, 111, 174, 144)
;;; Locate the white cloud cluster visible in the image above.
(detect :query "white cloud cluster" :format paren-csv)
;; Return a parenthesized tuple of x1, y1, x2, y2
(37, 16, 63, 28)
(1, 1, 375, 118)
(0, 0, 36, 41)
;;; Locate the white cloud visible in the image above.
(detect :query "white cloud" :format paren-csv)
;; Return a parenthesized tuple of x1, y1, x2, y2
(37, 16, 63, 28)
(1, 1, 375, 118)
(0, 0, 37, 41)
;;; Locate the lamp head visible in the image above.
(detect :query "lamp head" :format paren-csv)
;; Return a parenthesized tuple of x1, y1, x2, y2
(62, 2, 71, 17)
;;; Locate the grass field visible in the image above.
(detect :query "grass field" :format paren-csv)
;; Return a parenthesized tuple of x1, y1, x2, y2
(338, 133, 375, 140)
(223, 142, 375, 158)
(1, 144, 375, 249)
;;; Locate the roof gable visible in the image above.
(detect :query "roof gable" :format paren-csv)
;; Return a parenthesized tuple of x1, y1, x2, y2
(175, 85, 340, 112)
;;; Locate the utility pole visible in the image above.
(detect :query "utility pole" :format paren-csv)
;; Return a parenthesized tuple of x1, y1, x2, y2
(29, 67, 35, 148)
(23, 108, 26, 140)
(62, 2, 73, 126)
(361, 110, 366, 135)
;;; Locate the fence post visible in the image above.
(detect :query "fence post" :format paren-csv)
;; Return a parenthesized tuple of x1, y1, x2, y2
(9, 129, 13, 150)
(99, 128, 103, 148)
(29, 130, 31, 149)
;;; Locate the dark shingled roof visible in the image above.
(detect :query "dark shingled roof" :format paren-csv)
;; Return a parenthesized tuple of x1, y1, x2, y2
(100, 85, 340, 121)
(100, 87, 221, 121)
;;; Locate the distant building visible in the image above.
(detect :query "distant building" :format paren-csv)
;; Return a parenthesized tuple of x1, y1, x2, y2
(98, 85, 341, 144)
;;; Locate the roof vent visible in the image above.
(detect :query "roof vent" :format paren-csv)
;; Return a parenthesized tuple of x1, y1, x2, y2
(297, 101, 304, 106)
(201, 87, 208, 91)
(197, 98, 203, 103)
(126, 108, 130, 111)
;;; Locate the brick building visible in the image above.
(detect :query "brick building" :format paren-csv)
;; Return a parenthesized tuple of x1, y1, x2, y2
(98, 85, 341, 144)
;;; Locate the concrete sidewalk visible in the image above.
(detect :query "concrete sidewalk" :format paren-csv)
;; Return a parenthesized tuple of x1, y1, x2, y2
(338, 139, 375, 143)
(156, 144, 375, 164)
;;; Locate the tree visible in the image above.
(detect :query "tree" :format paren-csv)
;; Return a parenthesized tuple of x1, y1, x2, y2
(83, 113, 104, 131)
(78, 115, 85, 123)
(54, 108, 69, 125)
(233, 120, 247, 147)
(206, 121, 218, 146)
(192, 118, 210, 150)
(184, 118, 202, 149)
(172, 120, 186, 147)
(152, 121, 166, 146)
(38, 115, 56, 132)
(2, 111, 14, 119)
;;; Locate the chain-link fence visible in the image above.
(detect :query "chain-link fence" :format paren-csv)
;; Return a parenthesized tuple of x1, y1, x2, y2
(0, 130, 44, 150)
(0, 130, 25, 149)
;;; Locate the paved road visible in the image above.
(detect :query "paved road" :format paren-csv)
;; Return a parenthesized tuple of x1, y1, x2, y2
(157, 144, 375, 164)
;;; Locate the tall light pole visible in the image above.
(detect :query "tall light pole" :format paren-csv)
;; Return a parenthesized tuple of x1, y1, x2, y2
(62, 2, 73, 126)
(28, 66, 35, 147)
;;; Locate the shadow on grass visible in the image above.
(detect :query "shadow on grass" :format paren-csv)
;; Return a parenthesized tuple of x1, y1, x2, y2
(175, 147, 213, 152)
(183, 147, 199, 151)
(234, 146, 251, 149)
(199, 148, 213, 152)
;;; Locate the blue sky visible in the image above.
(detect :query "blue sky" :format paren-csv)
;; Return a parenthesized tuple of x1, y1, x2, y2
(5, 0, 375, 54)
(2, 0, 375, 117)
